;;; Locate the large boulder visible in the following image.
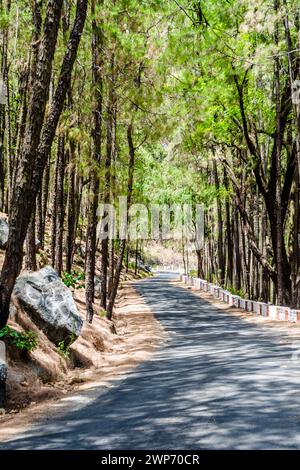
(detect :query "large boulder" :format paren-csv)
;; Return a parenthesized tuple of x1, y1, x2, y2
(14, 267, 83, 346)
(0, 218, 9, 249)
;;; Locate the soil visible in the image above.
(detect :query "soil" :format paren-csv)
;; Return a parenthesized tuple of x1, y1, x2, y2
(0, 281, 165, 439)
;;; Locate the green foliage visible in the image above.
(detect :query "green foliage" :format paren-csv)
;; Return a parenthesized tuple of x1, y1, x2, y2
(127, 261, 136, 271)
(0, 326, 37, 352)
(57, 340, 71, 359)
(0, 12, 10, 30)
(226, 286, 245, 298)
(189, 270, 198, 278)
(57, 333, 77, 359)
(97, 310, 107, 318)
(62, 270, 85, 289)
(1, 0, 297, 308)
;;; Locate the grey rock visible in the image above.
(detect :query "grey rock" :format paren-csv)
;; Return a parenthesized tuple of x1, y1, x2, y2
(14, 266, 83, 346)
(0, 218, 9, 249)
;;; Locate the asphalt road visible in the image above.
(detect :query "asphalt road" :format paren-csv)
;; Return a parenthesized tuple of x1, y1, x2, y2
(2, 272, 300, 450)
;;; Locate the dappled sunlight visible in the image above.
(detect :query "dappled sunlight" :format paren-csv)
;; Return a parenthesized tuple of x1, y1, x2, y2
(2, 273, 300, 449)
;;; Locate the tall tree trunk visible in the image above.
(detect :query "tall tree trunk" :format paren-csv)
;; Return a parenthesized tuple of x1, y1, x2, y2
(224, 168, 233, 287)
(25, 205, 37, 271)
(108, 106, 117, 298)
(66, 140, 76, 273)
(233, 206, 242, 291)
(196, 248, 204, 278)
(100, 54, 115, 309)
(51, 143, 60, 266)
(36, 189, 43, 247)
(106, 123, 135, 320)
(14, 60, 30, 196)
(134, 239, 139, 275)
(1, 1, 11, 212)
(85, 0, 103, 323)
(40, 155, 50, 249)
(0, 0, 87, 328)
(54, 136, 66, 276)
(283, 0, 300, 307)
(274, 0, 284, 305)
(213, 159, 225, 285)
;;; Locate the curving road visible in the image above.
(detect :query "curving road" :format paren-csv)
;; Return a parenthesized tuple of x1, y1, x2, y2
(2, 272, 300, 449)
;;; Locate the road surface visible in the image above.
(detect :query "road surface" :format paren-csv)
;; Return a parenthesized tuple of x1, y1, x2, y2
(2, 273, 300, 449)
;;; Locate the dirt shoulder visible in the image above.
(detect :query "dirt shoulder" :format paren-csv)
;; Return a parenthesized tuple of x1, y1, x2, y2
(0, 281, 165, 441)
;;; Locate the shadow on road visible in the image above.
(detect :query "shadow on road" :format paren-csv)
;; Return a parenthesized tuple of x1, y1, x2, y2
(2, 272, 300, 449)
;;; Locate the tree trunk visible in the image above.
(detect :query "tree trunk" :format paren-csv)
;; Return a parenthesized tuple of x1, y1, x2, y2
(25, 205, 37, 271)
(0, 0, 87, 328)
(100, 54, 115, 309)
(212, 162, 224, 284)
(85, 0, 103, 323)
(224, 168, 233, 287)
(274, 0, 284, 305)
(54, 136, 66, 276)
(106, 123, 135, 320)
(40, 155, 50, 249)
(233, 206, 242, 291)
(85, 0, 104, 322)
(196, 249, 204, 278)
(66, 140, 76, 273)
(134, 239, 138, 275)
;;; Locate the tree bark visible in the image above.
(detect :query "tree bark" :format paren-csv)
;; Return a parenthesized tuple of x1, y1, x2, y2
(213, 159, 225, 284)
(25, 205, 37, 271)
(106, 123, 135, 320)
(54, 136, 66, 276)
(274, 0, 284, 305)
(100, 55, 115, 309)
(85, 0, 103, 323)
(0, 0, 87, 328)
(66, 139, 76, 273)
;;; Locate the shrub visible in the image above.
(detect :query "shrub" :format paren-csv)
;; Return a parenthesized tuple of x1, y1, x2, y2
(0, 326, 38, 352)
(226, 285, 245, 298)
(57, 340, 70, 359)
(62, 270, 85, 289)
(57, 333, 76, 359)
(189, 269, 198, 278)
